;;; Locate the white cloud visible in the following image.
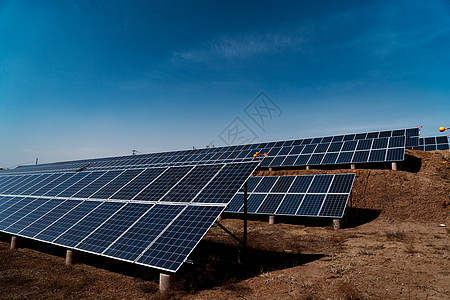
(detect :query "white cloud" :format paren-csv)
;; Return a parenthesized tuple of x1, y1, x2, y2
(173, 30, 307, 64)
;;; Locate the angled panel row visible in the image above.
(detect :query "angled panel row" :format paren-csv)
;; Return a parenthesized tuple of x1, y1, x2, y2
(226, 173, 355, 218)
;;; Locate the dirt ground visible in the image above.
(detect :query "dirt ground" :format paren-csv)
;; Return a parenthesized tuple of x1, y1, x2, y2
(0, 149, 449, 300)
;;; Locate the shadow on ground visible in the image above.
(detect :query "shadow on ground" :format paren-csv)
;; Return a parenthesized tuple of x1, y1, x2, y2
(0, 232, 323, 292)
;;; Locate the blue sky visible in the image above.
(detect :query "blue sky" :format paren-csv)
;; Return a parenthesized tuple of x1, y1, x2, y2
(1, 0, 449, 168)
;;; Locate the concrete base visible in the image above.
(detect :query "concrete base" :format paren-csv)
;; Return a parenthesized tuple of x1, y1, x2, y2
(305, 166, 310, 170)
(66, 250, 73, 265)
(269, 216, 276, 225)
(159, 273, 171, 293)
(269, 167, 273, 172)
(333, 219, 342, 230)
(10, 236, 18, 250)
(350, 164, 356, 170)
(391, 162, 398, 171)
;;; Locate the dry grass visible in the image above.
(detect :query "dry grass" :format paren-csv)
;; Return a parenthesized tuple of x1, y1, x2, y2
(385, 230, 407, 241)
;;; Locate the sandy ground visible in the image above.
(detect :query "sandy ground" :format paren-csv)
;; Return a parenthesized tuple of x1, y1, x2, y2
(0, 149, 449, 300)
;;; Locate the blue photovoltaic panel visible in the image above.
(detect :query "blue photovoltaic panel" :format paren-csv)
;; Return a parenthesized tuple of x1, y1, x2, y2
(111, 168, 165, 200)
(318, 194, 349, 218)
(53, 201, 125, 248)
(57, 172, 105, 198)
(247, 177, 262, 192)
(43, 173, 89, 197)
(227, 193, 244, 212)
(76, 203, 152, 254)
(328, 174, 356, 193)
(0, 198, 48, 231)
(30, 173, 72, 196)
(0, 198, 32, 227)
(254, 176, 278, 193)
(161, 165, 222, 203)
(296, 194, 325, 216)
(0, 196, 22, 213)
(133, 167, 191, 201)
(289, 175, 314, 193)
(4, 199, 62, 234)
(35, 201, 102, 243)
(226, 173, 355, 218)
(193, 162, 259, 203)
(275, 194, 304, 215)
(18, 200, 82, 238)
(72, 170, 123, 199)
(20, 174, 62, 196)
(308, 175, 333, 193)
(9, 174, 46, 195)
(271, 176, 295, 193)
(256, 194, 284, 214)
(1, 175, 31, 195)
(136, 205, 224, 272)
(409, 136, 450, 151)
(89, 169, 141, 199)
(240, 194, 266, 213)
(104, 204, 185, 262)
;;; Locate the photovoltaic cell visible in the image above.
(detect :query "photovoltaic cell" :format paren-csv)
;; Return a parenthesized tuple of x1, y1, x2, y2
(194, 162, 258, 203)
(18, 200, 82, 238)
(90, 169, 141, 199)
(240, 194, 266, 213)
(296, 194, 325, 216)
(226, 174, 354, 218)
(72, 170, 123, 199)
(271, 176, 295, 193)
(57, 172, 105, 198)
(133, 167, 191, 201)
(104, 204, 185, 261)
(308, 175, 333, 193)
(275, 194, 304, 215)
(111, 168, 165, 200)
(256, 194, 284, 214)
(53, 202, 125, 247)
(35, 201, 102, 242)
(4, 199, 62, 234)
(161, 165, 222, 203)
(227, 193, 244, 212)
(76, 203, 152, 254)
(0, 198, 48, 231)
(318, 194, 349, 218)
(289, 176, 313, 193)
(136, 205, 224, 272)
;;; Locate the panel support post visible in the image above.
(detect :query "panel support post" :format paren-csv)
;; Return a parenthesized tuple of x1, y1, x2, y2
(66, 250, 73, 265)
(350, 164, 356, 170)
(269, 167, 273, 172)
(333, 219, 342, 230)
(159, 273, 171, 293)
(306, 166, 310, 170)
(217, 214, 223, 221)
(269, 216, 276, 225)
(243, 182, 248, 247)
(10, 236, 18, 250)
(391, 162, 398, 171)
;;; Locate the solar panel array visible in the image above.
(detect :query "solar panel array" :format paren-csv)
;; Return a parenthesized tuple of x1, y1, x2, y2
(226, 173, 355, 218)
(407, 136, 450, 151)
(0, 161, 258, 272)
(2, 128, 420, 176)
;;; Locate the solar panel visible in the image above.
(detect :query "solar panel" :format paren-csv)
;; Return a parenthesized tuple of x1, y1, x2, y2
(0, 127, 419, 175)
(0, 161, 258, 273)
(408, 136, 450, 151)
(136, 205, 224, 272)
(226, 173, 355, 218)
